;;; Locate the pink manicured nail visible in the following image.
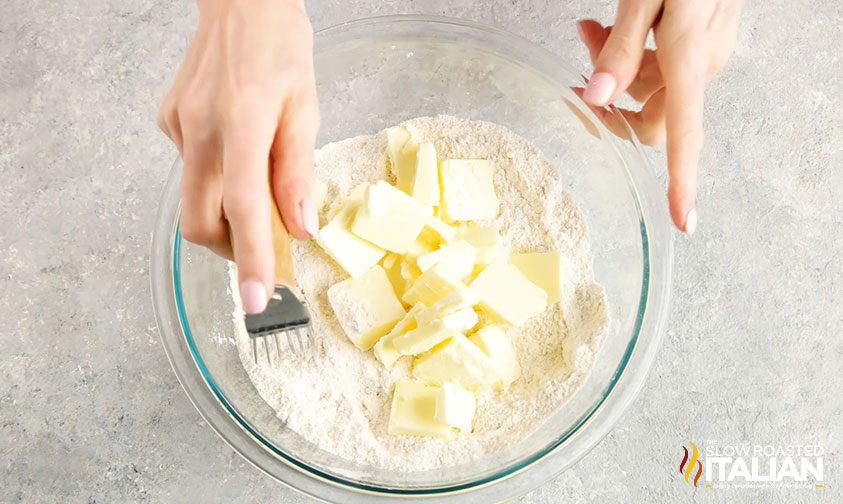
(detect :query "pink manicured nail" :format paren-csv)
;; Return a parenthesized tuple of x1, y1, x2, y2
(240, 280, 267, 314)
(300, 197, 318, 238)
(684, 208, 698, 235)
(583, 72, 616, 106)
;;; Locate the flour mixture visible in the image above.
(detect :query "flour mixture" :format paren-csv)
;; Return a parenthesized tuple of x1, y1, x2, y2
(231, 115, 609, 471)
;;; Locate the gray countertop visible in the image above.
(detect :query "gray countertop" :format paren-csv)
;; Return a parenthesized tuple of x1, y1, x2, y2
(1, 0, 840, 502)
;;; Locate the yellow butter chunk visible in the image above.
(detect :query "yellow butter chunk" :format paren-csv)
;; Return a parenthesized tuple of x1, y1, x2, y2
(387, 126, 420, 193)
(510, 251, 567, 303)
(425, 215, 457, 243)
(401, 262, 467, 306)
(327, 265, 406, 351)
(393, 321, 452, 357)
(388, 380, 455, 440)
(412, 334, 501, 391)
(374, 303, 425, 367)
(469, 262, 547, 326)
(440, 307, 479, 332)
(435, 382, 476, 432)
(455, 225, 501, 265)
(316, 186, 386, 277)
(415, 288, 479, 326)
(411, 142, 440, 206)
(393, 307, 476, 356)
(469, 325, 521, 388)
(351, 181, 433, 254)
(416, 240, 476, 280)
(405, 227, 440, 263)
(381, 253, 412, 301)
(400, 261, 422, 284)
(439, 159, 500, 222)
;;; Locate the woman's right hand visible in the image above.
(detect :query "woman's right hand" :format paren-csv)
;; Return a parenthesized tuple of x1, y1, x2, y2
(157, 0, 320, 314)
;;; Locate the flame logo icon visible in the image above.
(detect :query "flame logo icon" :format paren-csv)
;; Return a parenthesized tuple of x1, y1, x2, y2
(679, 441, 703, 487)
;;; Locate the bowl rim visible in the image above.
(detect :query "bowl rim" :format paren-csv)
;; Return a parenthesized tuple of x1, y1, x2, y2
(151, 14, 673, 502)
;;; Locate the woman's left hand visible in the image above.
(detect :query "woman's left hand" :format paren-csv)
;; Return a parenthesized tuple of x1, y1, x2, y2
(577, 0, 741, 234)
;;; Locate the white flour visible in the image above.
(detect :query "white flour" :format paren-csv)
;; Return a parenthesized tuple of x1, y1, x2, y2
(231, 115, 609, 471)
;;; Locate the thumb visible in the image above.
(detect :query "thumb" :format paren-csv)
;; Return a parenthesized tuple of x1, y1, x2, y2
(583, 0, 662, 106)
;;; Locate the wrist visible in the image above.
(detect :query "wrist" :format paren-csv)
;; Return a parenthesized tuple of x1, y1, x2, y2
(196, 0, 306, 12)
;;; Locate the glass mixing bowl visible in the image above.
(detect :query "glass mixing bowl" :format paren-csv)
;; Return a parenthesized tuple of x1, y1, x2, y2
(151, 15, 672, 503)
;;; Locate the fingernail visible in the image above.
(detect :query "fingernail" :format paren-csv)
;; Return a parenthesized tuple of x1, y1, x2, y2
(576, 21, 586, 42)
(300, 197, 318, 239)
(240, 280, 267, 314)
(583, 72, 616, 106)
(684, 208, 698, 235)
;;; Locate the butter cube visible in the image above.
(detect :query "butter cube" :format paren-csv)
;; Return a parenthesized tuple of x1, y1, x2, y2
(393, 322, 457, 357)
(374, 303, 425, 367)
(439, 159, 500, 222)
(425, 216, 457, 243)
(393, 307, 477, 356)
(416, 240, 476, 280)
(381, 253, 411, 301)
(411, 142, 440, 206)
(440, 307, 479, 332)
(351, 182, 432, 254)
(405, 227, 440, 263)
(327, 265, 406, 350)
(400, 261, 422, 284)
(387, 126, 420, 193)
(415, 288, 479, 326)
(469, 325, 521, 388)
(469, 263, 547, 326)
(401, 262, 467, 306)
(510, 251, 567, 303)
(412, 334, 501, 391)
(316, 184, 386, 277)
(435, 382, 476, 432)
(455, 225, 501, 265)
(327, 182, 368, 224)
(317, 225, 385, 278)
(388, 380, 454, 440)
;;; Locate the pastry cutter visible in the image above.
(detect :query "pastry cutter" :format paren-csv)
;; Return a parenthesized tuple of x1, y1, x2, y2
(242, 193, 311, 364)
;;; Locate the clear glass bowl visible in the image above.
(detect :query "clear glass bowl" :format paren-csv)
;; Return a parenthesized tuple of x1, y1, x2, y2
(151, 15, 672, 503)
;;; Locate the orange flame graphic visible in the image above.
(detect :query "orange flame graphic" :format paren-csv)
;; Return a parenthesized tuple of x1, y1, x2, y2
(679, 441, 703, 487)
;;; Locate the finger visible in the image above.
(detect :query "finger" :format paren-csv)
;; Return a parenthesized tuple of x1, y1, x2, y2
(157, 102, 184, 154)
(662, 50, 706, 234)
(156, 101, 172, 139)
(223, 116, 277, 314)
(572, 86, 631, 141)
(578, 20, 664, 104)
(271, 91, 320, 241)
(627, 51, 663, 103)
(179, 135, 233, 260)
(572, 85, 666, 148)
(582, 0, 663, 106)
(164, 107, 185, 155)
(576, 19, 611, 64)
(619, 87, 667, 146)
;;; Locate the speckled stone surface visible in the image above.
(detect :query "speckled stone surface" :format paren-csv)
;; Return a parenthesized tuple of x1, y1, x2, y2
(1, 0, 840, 502)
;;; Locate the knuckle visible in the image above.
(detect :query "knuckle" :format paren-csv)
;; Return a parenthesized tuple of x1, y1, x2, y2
(176, 97, 207, 126)
(641, 126, 666, 146)
(606, 33, 641, 62)
(156, 101, 174, 134)
(223, 194, 263, 222)
(179, 214, 215, 246)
